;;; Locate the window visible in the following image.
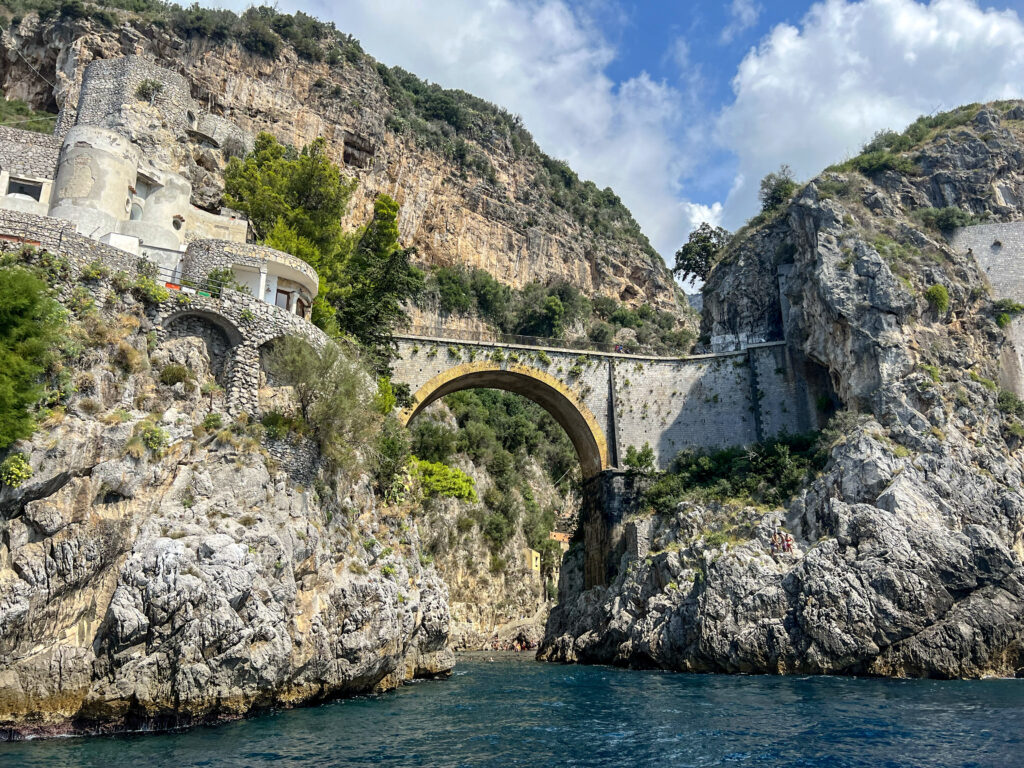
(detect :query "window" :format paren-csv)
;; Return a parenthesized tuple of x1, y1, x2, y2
(135, 175, 158, 200)
(275, 289, 291, 309)
(7, 178, 42, 201)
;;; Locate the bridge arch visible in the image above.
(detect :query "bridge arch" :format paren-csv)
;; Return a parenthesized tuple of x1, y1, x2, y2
(398, 361, 610, 478)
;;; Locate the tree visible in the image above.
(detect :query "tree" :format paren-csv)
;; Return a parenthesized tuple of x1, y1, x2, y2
(224, 133, 355, 256)
(263, 336, 378, 471)
(624, 442, 656, 473)
(673, 222, 731, 284)
(225, 137, 421, 364)
(759, 165, 798, 214)
(333, 195, 424, 369)
(0, 266, 62, 449)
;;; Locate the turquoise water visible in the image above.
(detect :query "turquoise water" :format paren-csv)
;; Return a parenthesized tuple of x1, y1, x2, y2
(2, 653, 1022, 767)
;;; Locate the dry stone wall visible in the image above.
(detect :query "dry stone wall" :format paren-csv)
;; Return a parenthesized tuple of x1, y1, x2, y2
(182, 239, 319, 289)
(0, 125, 61, 178)
(0, 208, 327, 418)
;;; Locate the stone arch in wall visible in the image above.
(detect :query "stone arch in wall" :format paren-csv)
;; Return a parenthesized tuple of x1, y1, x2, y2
(162, 309, 242, 384)
(399, 361, 610, 478)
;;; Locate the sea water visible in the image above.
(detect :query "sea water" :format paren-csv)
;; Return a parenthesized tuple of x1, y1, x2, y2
(2, 653, 1022, 767)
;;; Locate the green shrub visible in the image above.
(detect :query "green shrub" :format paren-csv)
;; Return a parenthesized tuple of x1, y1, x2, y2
(0, 452, 33, 488)
(970, 371, 998, 391)
(914, 207, 978, 232)
(0, 87, 56, 133)
(138, 421, 169, 456)
(263, 336, 379, 471)
(410, 418, 457, 464)
(159, 364, 192, 386)
(997, 389, 1024, 418)
(647, 432, 825, 509)
(758, 165, 798, 214)
(703, 530, 730, 548)
(924, 284, 950, 314)
(624, 442, 656, 473)
(997, 312, 1012, 328)
(203, 412, 223, 430)
(0, 266, 63, 449)
(842, 150, 918, 176)
(411, 457, 478, 501)
(111, 270, 133, 293)
(135, 78, 164, 103)
(260, 410, 307, 440)
(132, 275, 169, 304)
(80, 260, 110, 281)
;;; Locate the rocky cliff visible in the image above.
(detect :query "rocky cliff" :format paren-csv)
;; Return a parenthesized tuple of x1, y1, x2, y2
(541, 102, 1024, 679)
(0, 7, 676, 310)
(0, 257, 452, 738)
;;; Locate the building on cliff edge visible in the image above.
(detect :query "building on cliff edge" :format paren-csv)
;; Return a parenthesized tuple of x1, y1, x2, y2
(0, 55, 318, 319)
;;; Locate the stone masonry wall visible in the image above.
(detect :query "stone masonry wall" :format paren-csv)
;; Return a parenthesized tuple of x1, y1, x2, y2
(69, 55, 250, 154)
(951, 222, 1024, 393)
(0, 125, 61, 179)
(73, 55, 192, 136)
(0, 208, 327, 418)
(182, 239, 319, 290)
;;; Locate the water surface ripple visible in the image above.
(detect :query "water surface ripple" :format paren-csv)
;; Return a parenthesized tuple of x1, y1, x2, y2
(2, 653, 1022, 767)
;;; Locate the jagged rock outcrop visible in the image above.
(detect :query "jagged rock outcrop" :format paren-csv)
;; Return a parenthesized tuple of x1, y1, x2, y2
(0, 10, 676, 310)
(542, 102, 1024, 679)
(0, 283, 452, 738)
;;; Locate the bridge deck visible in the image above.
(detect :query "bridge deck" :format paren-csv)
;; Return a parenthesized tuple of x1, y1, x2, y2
(393, 331, 786, 363)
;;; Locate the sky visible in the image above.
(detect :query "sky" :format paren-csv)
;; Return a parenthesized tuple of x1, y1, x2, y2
(214, 0, 1024, 270)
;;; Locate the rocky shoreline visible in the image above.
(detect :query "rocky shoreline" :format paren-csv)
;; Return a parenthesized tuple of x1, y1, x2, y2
(539, 105, 1024, 679)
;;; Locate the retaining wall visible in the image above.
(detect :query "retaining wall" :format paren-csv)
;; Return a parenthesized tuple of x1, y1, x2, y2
(0, 208, 327, 418)
(952, 222, 1024, 394)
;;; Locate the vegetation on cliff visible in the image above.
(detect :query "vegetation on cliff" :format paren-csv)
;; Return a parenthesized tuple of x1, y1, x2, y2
(0, 88, 56, 132)
(0, 252, 67, 450)
(224, 133, 423, 368)
(411, 389, 570, 570)
(422, 265, 695, 352)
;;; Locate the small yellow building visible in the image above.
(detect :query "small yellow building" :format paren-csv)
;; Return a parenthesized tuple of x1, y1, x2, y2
(523, 548, 541, 574)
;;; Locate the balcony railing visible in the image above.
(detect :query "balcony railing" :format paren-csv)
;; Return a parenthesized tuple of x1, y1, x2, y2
(151, 265, 249, 299)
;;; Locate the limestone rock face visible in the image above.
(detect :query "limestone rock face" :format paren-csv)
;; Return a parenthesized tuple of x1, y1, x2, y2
(0, 301, 452, 738)
(409, 402, 558, 651)
(542, 103, 1024, 679)
(0, 13, 676, 311)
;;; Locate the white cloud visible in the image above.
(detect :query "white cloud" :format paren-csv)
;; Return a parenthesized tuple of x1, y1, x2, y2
(721, 0, 762, 43)
(218, 0, 701, 261)
(716, 0, 1024, 227)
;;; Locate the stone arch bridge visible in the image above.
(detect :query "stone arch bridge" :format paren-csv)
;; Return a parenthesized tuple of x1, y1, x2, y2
(390, 330, 821, 588)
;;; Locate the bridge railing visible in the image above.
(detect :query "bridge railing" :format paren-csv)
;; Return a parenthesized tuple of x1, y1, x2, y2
(400, 324, 648, 355)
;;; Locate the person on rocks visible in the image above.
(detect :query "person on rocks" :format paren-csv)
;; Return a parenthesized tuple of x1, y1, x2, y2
(770, 532, 780, 554)
(784, 533, 794, 553)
